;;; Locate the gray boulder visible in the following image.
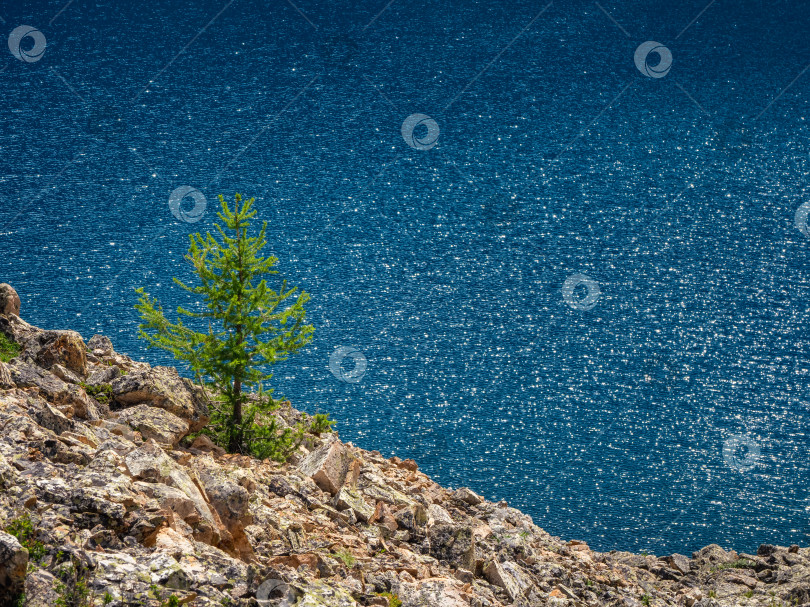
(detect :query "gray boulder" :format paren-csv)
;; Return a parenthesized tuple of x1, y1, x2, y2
(111, 366, 209, 432)
(115, 404, 189, 446)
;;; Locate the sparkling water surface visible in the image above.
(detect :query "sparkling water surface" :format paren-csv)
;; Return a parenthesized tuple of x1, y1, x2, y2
(2, 0, 810, 555)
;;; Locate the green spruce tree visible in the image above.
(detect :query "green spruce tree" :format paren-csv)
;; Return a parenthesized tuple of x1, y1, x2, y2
(134, 193, 321, 458)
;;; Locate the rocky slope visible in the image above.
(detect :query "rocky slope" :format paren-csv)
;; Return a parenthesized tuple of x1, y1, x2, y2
(0, 283, 808, 607)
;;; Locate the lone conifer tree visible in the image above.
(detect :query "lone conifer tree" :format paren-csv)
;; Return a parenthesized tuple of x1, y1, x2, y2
(134, 193, 316, 457)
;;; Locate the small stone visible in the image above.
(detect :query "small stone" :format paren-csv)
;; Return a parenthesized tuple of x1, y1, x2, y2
(453, 487, 483, 505)
(725, 573, 758, 589)
(789, 544, 800, 553)
(190, 434, 226, 456)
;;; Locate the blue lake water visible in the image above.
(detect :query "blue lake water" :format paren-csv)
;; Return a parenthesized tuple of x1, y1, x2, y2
(3, 0, 810, 555)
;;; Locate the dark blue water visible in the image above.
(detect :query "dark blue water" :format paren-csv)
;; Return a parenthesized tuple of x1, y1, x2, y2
(3, 0, 810, 555)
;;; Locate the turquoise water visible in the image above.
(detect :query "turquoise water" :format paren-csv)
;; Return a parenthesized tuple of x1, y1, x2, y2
(3, 0, 810, 554)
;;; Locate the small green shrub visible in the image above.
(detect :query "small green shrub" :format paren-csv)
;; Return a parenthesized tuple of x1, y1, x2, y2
(377, 592, 402, 607)
(309, 412, 336, 435)
(163, 595, 180, 607)
(744, 590, 754, 598)
(0, 333, 20, 362)
(5, 514, 46, 562)
(641, 594, 651, 606)
(103, 592, 114, 605)
(79, 382, 113, 404)
(54, 558, 94, 607)
(709, 590, 717, 598)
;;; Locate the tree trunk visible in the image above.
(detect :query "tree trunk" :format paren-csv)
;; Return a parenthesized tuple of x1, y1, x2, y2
(230, 376, 242, 452)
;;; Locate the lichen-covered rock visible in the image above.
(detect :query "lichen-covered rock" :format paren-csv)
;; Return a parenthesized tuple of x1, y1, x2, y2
(116, 404, 189, 446)
(290, 579, 359, 607)
(0, 284, 20, 317)
(111, 366, 209, 432)
(0, 530, 27, 602)
(125, 441, 221, 545)
(298, 436, 355, 495)
(192, 456, 254, 560)
(22, 568, 58, 607)
(395, 578, 469, 607)
(35, 330, 87, 377)
(87, 333, 114, 355)
(85, 363, 120, 386)
(452, 486, 483, 506)
(428, 523, 475, 571)
(484, 559, 532, 602)
(334, 486, 375, 523)
(0, 362, 13, 390)
(11, 361, 97, 419)
(27, 398, 76, 435)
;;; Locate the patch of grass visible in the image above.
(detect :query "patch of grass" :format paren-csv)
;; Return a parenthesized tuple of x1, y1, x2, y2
(4, 514, 46, 563)
(712, 558, 757, 572)
(163, 596, 180, 607)
(708, 590, 717, 598)
(641, 594, 651, 606)
(745, 590, 754, 598)
(377, 592, 402, 607)
(0, 332, 21, 362)
(331, 549, 357, 568)
(79, 382, 113, 405)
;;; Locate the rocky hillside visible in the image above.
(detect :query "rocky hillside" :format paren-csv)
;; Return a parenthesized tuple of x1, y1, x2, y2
(0, 283, 808, 607)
